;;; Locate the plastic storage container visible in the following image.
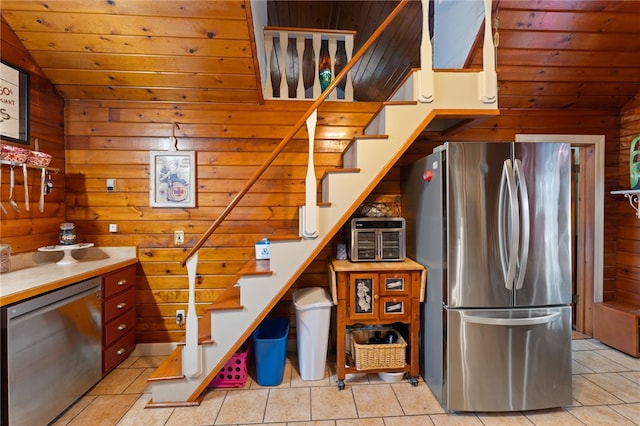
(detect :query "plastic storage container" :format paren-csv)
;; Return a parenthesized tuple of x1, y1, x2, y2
(209, 341, 251, 388)
(293, 287, 333, 380)
(252, 317, 289, 386)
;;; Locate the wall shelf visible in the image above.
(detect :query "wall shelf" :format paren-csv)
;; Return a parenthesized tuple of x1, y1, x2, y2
(0, 159, 59, 174)
(611, 189, 640, 218)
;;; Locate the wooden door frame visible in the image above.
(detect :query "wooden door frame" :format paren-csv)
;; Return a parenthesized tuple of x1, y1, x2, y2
(515, 134, 604, 336)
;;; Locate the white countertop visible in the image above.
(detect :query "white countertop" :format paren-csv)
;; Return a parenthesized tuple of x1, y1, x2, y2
(0, 246, 138, 307)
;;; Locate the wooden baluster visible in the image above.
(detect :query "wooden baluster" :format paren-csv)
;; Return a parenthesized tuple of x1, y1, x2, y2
(296, 34, 306, 99)
(328, 36, 337, 101)
(264, 32, 274, 99)
(312, 33, 322, 99)
(344, 34, 354, 101)
(279, 31, 288, 98)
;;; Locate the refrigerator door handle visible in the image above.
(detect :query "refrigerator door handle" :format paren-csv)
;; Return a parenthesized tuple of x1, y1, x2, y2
(462, 311, 561, 327)
(513, 159, 531, 290)
(498, 159, 519, 290)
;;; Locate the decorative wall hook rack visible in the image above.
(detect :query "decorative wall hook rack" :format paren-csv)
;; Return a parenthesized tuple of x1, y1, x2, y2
(169, 122, 180, 151)
(611, 189, 640, 219)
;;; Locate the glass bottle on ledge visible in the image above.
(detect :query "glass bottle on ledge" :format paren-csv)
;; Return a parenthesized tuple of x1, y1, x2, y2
(318, 55, 332, 92)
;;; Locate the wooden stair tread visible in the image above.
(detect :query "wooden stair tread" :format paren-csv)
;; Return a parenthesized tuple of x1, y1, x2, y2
(148, 347, 183, 382)
(208, 285, 243, 311)
(383, 100, 418, 106)
(356, 134, 389, 139)
(238, 258, 272, 276)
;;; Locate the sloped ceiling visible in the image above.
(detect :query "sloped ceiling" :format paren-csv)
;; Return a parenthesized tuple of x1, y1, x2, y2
(1, 0, 639, 109)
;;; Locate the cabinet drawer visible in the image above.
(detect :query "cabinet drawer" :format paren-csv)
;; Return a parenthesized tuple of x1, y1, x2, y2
(103, 266, 136, 299)
(104, 308, 136, 347)
(104, 287, 135, 322)
(379, 273, 410, 296)
(103, 330, 136, 373)
(380, 296, 410, 321)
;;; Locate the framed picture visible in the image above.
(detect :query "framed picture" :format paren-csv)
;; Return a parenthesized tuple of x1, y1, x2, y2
(0, 61, 30, 145)
(150, 151, 196, 208)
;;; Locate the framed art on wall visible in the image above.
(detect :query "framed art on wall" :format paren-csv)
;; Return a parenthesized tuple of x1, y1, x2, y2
(150, 151, 196, 208)
(0, 61, 30, 145)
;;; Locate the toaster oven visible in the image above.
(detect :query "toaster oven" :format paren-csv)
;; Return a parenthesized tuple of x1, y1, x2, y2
(349, 217, 406, 261)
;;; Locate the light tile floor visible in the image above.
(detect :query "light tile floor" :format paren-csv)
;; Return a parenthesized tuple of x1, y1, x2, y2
(52, 336, 640, 426)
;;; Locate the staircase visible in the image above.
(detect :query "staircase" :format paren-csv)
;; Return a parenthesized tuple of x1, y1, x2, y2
(147, 0, 499, 406)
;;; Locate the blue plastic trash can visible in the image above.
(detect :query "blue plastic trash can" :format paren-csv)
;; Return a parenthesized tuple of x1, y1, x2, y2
(252, 317, 290, 386)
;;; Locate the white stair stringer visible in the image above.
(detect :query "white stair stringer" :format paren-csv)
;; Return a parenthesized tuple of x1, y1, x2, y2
(149, 68, 498, 405)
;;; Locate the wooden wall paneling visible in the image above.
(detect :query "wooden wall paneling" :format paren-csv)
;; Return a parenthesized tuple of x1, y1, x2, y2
(64, 97, 370, 343)
(1, 18, 65, 254)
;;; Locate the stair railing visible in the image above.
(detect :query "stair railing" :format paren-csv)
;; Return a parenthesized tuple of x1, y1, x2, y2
(263, 27, 356, 101)
(178, 1, 411, 376)
(181, 0, 411, 267)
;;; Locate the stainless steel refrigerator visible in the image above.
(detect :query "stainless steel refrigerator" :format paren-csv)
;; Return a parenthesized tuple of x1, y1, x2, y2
(401, 141, 573, 412)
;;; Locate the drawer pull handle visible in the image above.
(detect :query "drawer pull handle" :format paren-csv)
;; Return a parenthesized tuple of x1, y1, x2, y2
(117, 323, 128, 331)
(116, 347, 128, 356)
(116, 302, 127, 309)
(117, 279, 128, 286)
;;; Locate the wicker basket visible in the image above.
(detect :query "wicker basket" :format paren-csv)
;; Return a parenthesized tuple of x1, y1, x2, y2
(350, 328, 406, 370)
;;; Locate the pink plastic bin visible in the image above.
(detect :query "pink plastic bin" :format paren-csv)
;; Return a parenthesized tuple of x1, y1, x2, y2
(208, 341, 251, 388)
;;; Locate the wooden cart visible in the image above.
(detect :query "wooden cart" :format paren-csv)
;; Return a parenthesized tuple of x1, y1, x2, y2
(328, 258, 426, 389)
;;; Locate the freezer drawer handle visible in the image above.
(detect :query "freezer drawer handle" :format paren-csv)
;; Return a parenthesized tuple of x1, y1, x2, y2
(462, 312, 560, 327)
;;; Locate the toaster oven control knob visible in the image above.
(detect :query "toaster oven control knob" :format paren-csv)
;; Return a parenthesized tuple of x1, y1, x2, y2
(423, 170, 433, 182)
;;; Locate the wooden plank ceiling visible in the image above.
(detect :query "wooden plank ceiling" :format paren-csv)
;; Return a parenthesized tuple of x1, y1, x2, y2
(1, 0, 639, 110)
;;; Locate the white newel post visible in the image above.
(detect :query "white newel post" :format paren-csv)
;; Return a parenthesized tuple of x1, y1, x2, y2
(418, 0, 434, 103)
(479, 0, 497, 103)
(183, 251, 202, 377)
(301, 109, 319, 238)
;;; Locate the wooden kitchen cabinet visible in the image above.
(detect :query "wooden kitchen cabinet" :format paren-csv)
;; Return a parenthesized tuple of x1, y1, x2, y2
(102, 264, 137, 374)
(329, 258, 426, 389)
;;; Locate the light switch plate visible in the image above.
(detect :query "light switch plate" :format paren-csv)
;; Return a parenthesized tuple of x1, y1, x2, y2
(106, 179, 116, 192)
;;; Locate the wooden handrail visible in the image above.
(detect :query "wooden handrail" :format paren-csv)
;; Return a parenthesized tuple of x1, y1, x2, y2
(181, 0, 410, 266)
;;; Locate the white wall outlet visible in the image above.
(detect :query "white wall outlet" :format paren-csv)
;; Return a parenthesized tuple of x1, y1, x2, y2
(176, 310, 185, 326)
(174, 230, 185, 245)
(109, 223, 118, 233)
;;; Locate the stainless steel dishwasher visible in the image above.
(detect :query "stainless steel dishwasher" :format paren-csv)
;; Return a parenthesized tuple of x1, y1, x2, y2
(1, 277, 102, 426)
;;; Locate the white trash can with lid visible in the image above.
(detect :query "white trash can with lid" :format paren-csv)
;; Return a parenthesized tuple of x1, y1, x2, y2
(293, 287, 333, 380)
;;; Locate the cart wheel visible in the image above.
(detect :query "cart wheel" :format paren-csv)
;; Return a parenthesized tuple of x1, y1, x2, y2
(337, 380, 345, 390)
(409, 376, 419, 386)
